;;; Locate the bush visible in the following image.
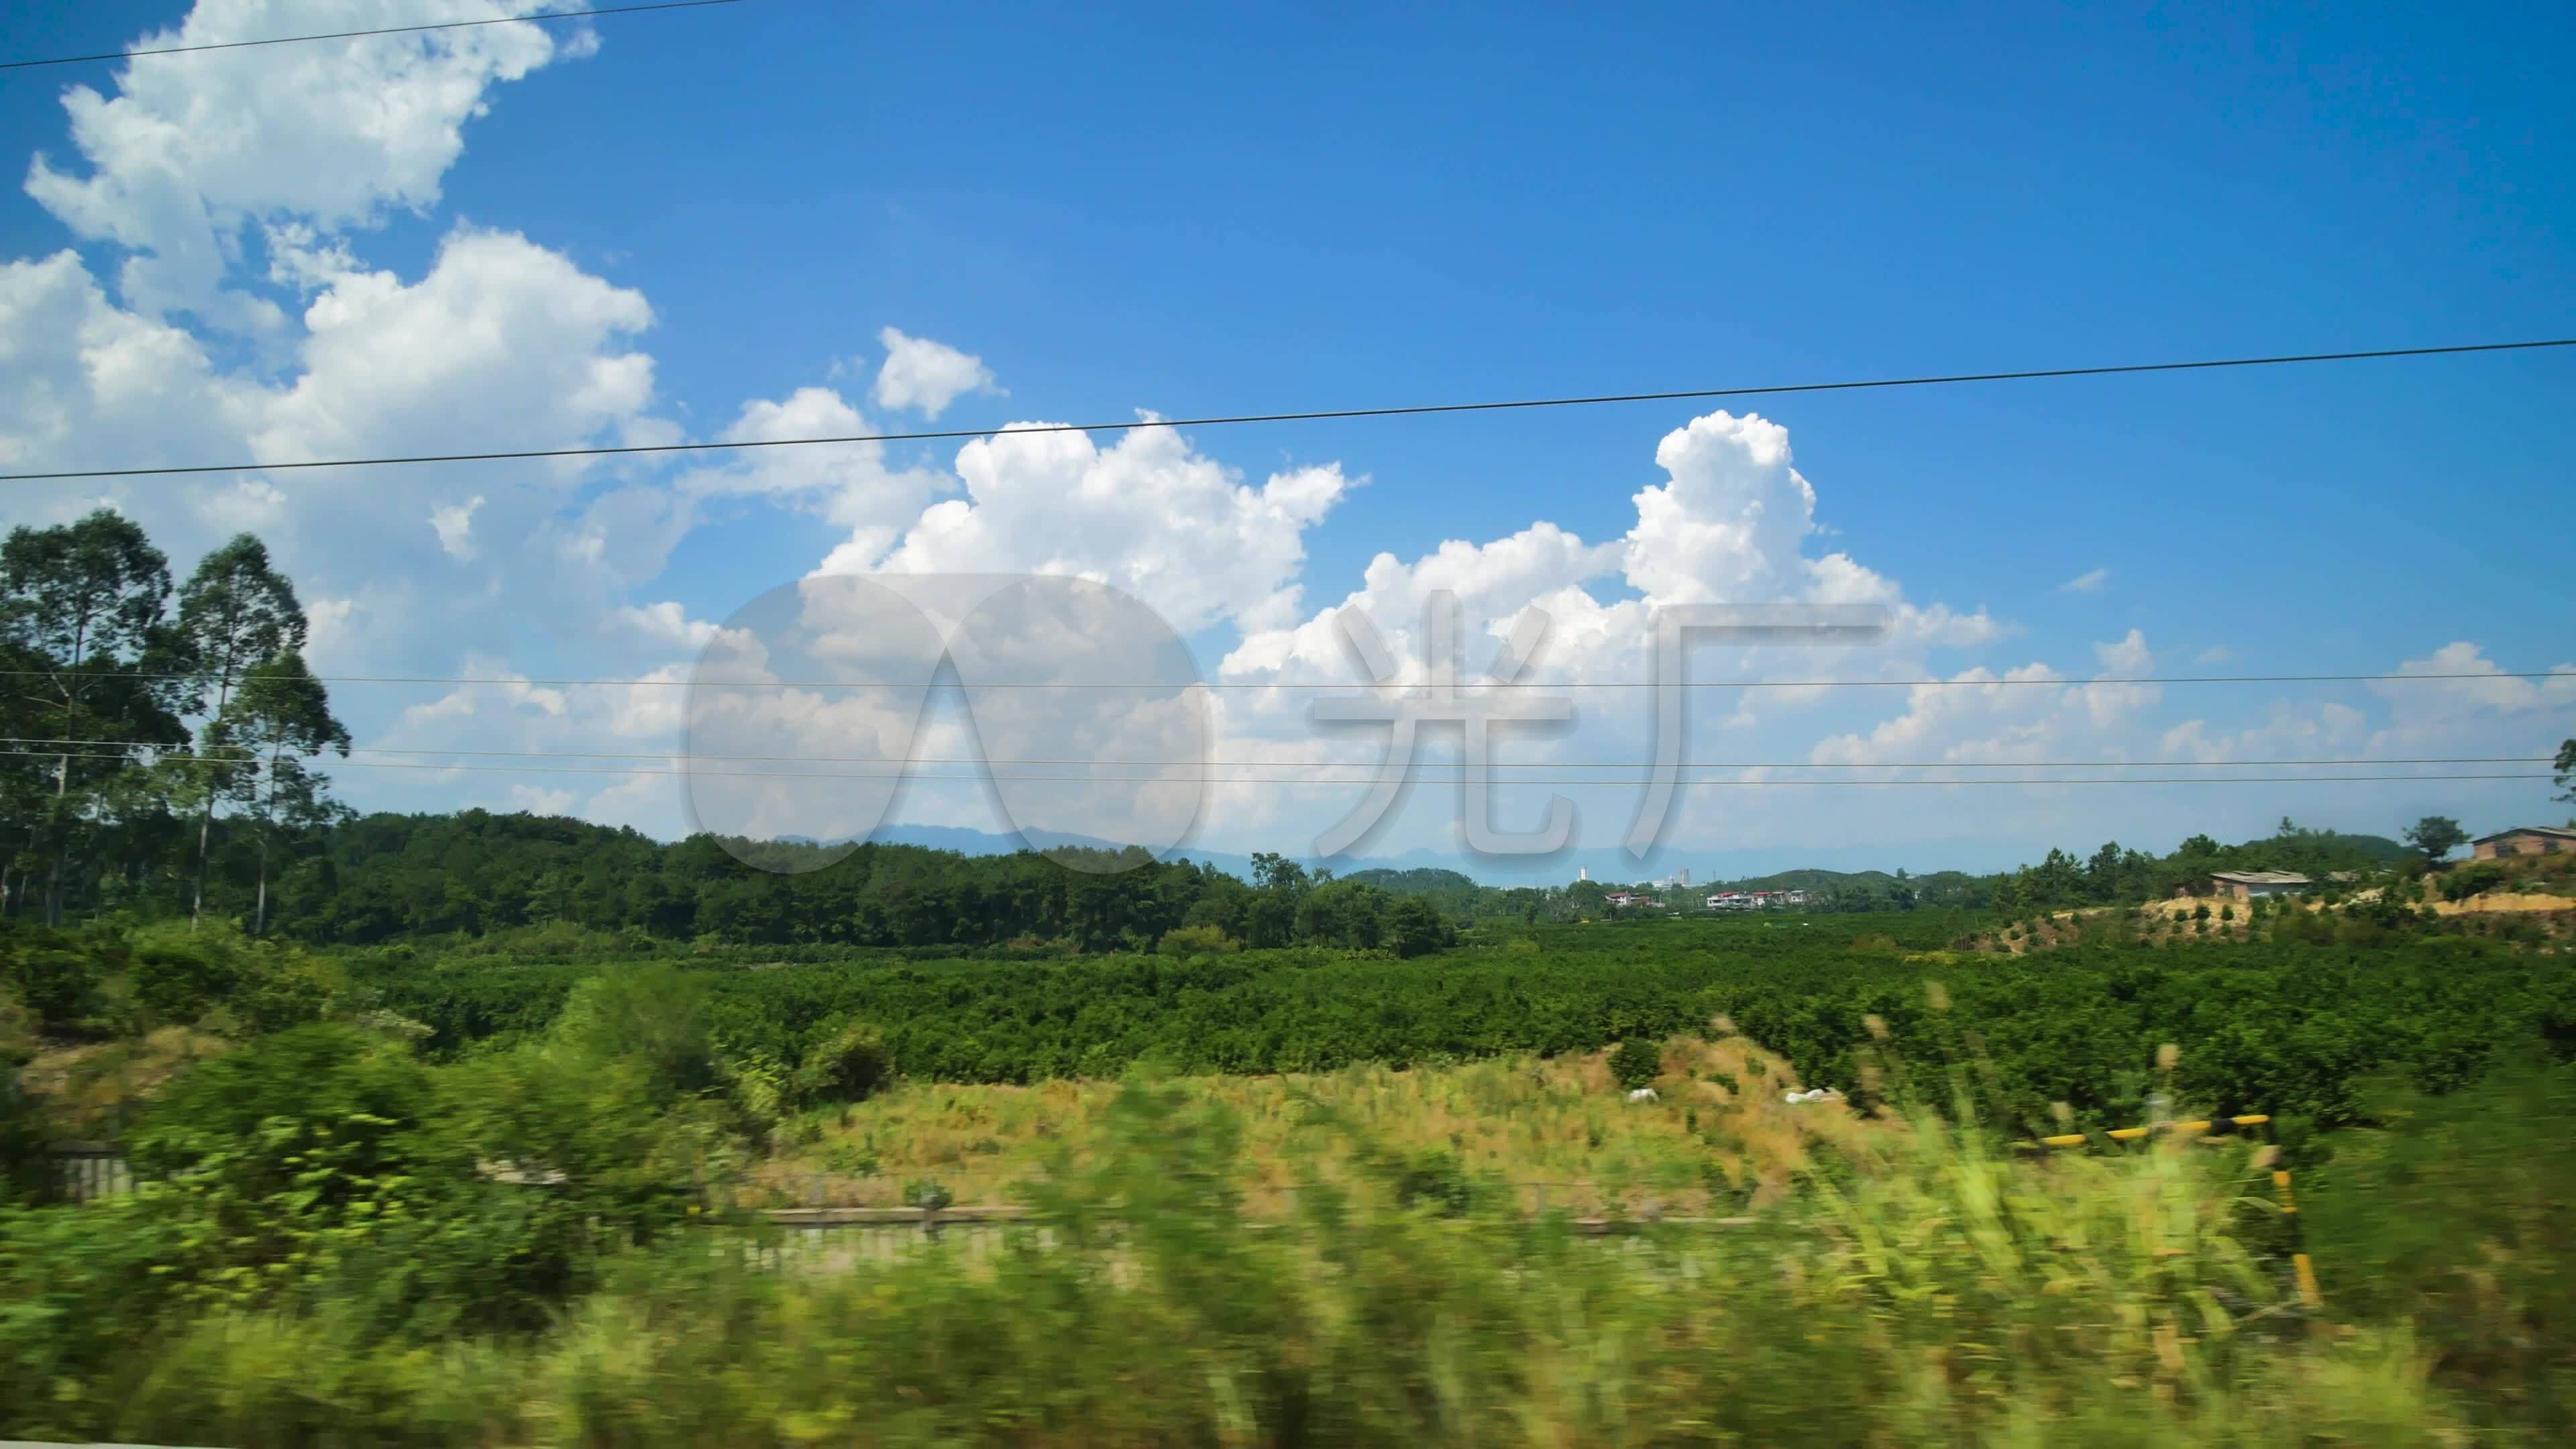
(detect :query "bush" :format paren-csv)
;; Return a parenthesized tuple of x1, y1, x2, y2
(0, 929, 107, 1033)
(1389, 1146, 1477, 1217)
(1387, 898, 1457, 959)
(1157, 924, 1239, 956)
(129, 939, 241, 1024)
(2439, 863, 2510, 902)
(792, 1018, 891, 1104)
(1609, 1038, 1662, 1090)
(549, 965, 718, 1102)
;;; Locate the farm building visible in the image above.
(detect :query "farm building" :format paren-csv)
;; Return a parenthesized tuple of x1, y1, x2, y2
(2471, 826, 2576, 860)
(2208, 869, 2312, 901)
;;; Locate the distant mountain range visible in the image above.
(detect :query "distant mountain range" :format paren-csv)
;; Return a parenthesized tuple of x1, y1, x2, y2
(762, 821, 2418, 890)
(769, 822, 2041, 888)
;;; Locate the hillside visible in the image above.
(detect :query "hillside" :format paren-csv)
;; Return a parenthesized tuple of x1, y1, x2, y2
(1342, 867, 1484, 896)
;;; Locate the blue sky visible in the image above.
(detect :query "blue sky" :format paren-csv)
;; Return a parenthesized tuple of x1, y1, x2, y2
(2, 1, 2571, 877)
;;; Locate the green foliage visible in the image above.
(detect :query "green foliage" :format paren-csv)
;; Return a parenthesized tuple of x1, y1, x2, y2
(2304, 1057, 2576, 1432)
(0, 930, 106, 1032)
(547, 964, 720, 1102)
(1158, 922, 1239, 955)
(1609, 1038, 1662, 1090)
(1386, 896, 1456, 958)
(788, 1017, 891, 1105)
(0, 1073, 47, 1205)
(0, 1075, 2518, 1446)
(2438, 862, 2510, 902)
(2404, 816, 2470, 862)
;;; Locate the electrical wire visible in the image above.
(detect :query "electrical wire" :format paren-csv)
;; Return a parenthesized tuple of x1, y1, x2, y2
(6, 337, 2571, 483)
(0, 1, 750, 72)
(1, 667, 2567, 690)
(0, 736, 2550, 771)
(2, 747, 2548, 788)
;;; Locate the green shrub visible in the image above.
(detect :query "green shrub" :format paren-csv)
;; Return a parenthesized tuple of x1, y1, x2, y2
(1157, 923, 1239, 955)
(1609, 1038, 1662, 1090)
(1, 931, 105, 1033)
(792, 1018, 892, 1104)
(2439, 863, 2510, 902)
(548, 965, 718, 1102)
(1387, 898, 1457, 959)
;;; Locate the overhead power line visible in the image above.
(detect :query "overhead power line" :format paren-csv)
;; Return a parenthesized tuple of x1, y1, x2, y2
(0, 1, 749, 72)
(0, 737, 2549, 771)
(3, 747, 2548, 789)
(5, 337, 2571, 484)
(1, 667, 2567, 690)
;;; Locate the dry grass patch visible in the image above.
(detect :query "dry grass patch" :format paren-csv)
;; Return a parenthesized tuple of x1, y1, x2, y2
(15, 1026, 232, 1138)
(753, 1034, 1890, 1218)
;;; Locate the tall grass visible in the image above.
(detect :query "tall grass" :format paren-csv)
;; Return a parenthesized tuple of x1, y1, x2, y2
(749, 1035, 1877, 1216)
(27, 1075, 2488, 1448)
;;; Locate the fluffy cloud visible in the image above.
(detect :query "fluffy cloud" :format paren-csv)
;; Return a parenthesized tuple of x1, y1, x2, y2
(2059, 566, 2110, 594)
(830, 419, 1355, 637)
(871, 327, 1001, 419)
(1222, 407, 1998, 749)
(25, 0, 593, 323)
(429, 495, 485, 561)
(675, 386, 952, 572)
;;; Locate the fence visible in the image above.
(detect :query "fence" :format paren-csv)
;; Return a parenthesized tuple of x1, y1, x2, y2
(44, 1114, 2305, 1287)
(44, 1141, 133, 1203)
(46, 1144, 1754, 1236)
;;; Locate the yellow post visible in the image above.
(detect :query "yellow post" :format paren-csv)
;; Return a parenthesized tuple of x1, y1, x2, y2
(2272, 1168, 2323, 1313)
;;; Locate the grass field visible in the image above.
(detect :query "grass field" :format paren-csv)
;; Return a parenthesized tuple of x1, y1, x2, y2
(746, 1032, 1890, 1215)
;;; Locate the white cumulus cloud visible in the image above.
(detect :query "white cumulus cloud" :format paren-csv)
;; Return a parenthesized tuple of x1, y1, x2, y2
(871, 327, 1001, 419)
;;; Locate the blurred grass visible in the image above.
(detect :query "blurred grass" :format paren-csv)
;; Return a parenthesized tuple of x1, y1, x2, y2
(9, 1068, 2528, 1447)
(2297, 1053, 2576, 1434)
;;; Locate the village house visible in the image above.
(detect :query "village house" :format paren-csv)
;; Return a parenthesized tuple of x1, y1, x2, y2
(2471, 826, 2576, 860)
(2208, 869, 2312, 901)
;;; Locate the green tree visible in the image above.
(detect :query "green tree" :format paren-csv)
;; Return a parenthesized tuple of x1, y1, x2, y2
(170, 535, 305, 929)
(2403, 815, 2469, 865)
(206, 651, 350, 934)
(0, 509, 180, 924)
(549, 963, 720, 1102)
(1387, 896, 1454, 958)
(2555, 739, 2574, 804)
(1609, 1037, 1662, 1091)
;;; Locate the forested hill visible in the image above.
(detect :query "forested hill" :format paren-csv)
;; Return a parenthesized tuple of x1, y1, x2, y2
(1702, 867, 1980, 896)
(239, 810, 2438, 950)
(278, 810, 1470, 956)
(1342, 867, 1482, 896)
